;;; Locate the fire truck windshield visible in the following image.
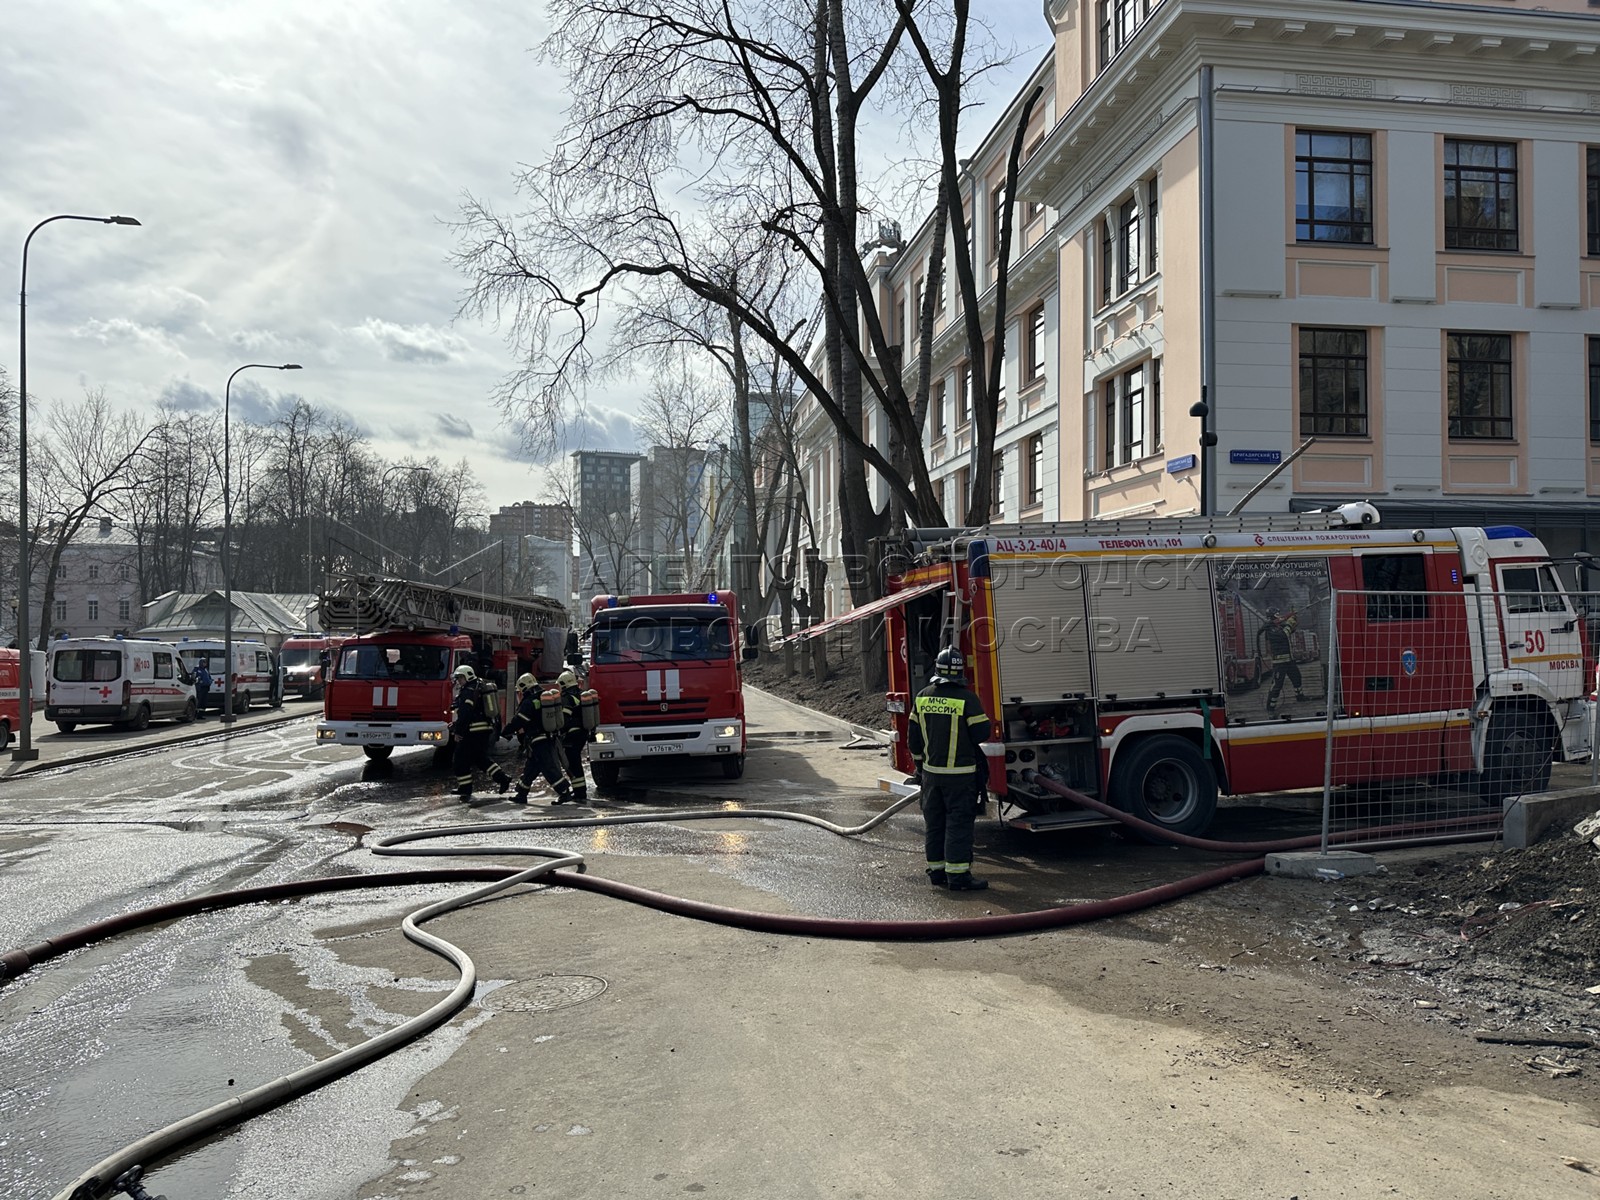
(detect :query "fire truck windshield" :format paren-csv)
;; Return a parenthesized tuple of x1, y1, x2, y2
(592, 616, 733, 664)
(335, 644, 452, 681)
(279, 648, 318, 669)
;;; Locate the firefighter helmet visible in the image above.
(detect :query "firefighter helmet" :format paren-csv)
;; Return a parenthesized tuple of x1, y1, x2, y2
(932, 646, 964, 682)
(453, 664, 476, 682)
(557, 668, 578, 687)
(515, 673, 535, 693)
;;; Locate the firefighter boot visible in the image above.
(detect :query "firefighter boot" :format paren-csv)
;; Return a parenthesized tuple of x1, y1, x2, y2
(926, 867, 948, 888)
(511, 784, 530, 805)
(569, 778, 588, 806)
(457, 785, 473, 802)
(946, 870, 989, 892)
(494, 769, 512, 795)
(550, 778, 574, 805)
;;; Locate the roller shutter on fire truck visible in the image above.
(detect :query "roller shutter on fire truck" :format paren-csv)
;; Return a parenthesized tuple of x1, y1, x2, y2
(1084, 557, 1221, 700)
(989, 563, 1091, 702)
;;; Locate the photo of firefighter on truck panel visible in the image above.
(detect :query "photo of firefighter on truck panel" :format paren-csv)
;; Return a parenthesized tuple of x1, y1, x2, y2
(1214, 555, 1331, 723)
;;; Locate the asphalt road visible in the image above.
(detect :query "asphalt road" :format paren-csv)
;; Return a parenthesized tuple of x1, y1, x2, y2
(2, 693, 1597, 1199)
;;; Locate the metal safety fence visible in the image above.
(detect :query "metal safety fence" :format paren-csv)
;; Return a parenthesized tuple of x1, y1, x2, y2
(1315, 589, 1599, 854)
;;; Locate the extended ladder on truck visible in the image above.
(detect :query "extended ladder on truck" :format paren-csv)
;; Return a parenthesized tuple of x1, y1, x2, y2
(895, 503, 1380, 556)
(318, 575, 568, 638)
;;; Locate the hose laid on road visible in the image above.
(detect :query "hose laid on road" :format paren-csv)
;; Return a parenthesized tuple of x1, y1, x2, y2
(1023, 770, 1508, 852)
(25, 784, 1500, 1199)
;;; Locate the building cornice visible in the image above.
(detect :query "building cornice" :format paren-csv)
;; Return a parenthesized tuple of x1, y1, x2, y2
(1021, 0, 1600, 206)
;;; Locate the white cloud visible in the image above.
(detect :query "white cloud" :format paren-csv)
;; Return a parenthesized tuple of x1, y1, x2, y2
(350, 318, 469, 365)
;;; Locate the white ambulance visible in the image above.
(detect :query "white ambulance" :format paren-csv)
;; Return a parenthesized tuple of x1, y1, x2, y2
(45, 636, 197, 732)
(174, 638, 282, 714)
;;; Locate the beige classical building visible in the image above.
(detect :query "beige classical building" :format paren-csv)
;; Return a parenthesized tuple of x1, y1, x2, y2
(1022, 0, 1599, 555)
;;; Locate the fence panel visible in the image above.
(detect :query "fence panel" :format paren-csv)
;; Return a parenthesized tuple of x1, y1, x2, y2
(1318, 589, 1597, 853)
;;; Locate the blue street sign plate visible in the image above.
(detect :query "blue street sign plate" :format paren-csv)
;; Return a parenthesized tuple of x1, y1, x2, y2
(1166, 454, 1197, 474)
(1229, 449, 1282, 465)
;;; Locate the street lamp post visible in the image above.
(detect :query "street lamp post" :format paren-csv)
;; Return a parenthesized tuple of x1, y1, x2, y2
(222, 362, 301, 725)
(376, 464, 431, 575)
(12, 213, 140, 763)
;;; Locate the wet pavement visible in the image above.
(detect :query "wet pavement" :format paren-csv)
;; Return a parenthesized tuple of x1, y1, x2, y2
(4, 692, 1597, 1199)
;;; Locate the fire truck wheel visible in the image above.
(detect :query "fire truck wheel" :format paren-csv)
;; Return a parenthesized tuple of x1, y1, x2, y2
(721, 754, 746, 780)
(363, 745, 394, 761)
(1478, 706, 1555, 804)
(591, 762, 622, 790)
(0, 720, 9, 751)
(1109, 735, 1218, 840)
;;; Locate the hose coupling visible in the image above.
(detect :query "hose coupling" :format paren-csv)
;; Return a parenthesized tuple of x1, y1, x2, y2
(114, 1166, 166, 1200)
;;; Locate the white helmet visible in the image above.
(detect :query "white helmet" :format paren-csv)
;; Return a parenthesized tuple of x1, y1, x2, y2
(453, 664, 476, 682)
(557, 668, 578, 687)
(516, 672, 536, 693)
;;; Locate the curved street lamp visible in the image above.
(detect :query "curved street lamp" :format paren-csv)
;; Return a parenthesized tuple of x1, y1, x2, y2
(12, 213, 141, 763)
(221, 362, 302, 725)
(377, 464, 432, 575)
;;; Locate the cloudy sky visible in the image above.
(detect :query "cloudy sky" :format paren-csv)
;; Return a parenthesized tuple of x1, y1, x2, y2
(2, 2, 1050, 506)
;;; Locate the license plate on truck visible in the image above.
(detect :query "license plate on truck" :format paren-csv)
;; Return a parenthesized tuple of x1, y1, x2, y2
(646, 743, 682, 754)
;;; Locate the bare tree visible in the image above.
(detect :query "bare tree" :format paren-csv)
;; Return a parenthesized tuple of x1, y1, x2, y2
(125, 404, 223, 597)
(29, 389, 156, 648)
(633, 365, 730, 590)
(456, 1, 1037, 688)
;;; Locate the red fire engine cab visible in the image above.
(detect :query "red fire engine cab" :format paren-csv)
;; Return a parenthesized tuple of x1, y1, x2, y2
(315, 575, 569, 761)
(585, 591, 752, 787)
(880, 506, 1595, 837)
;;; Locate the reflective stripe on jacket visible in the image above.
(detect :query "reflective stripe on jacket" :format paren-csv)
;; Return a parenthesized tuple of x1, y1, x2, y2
(908, 682, 990, 775)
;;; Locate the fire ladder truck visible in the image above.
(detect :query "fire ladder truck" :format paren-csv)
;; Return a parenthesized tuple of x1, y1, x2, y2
(315, 575, 570, 760)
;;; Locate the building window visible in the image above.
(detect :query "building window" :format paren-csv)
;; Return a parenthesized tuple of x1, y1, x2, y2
(118, 599, 131, 621)
(1145, 177, 1159, 273)
(1589, 338, 1600, 442)
(995, 356, 1006, 411)
(1447, 332, 1514, 439)
(991, 182, 1008, 260)
(88, 565, 99, 580)
(957, 364, 972, 427)
(1117, 195, 1142, 294)
(1098, 176, 1158, 307)
(1097, 0, 1155, 72)
(1444, 139, 1518, 252)
(119, 564, 130, 582)
(54, 601, 66, 622)
(991, 453, 1005, 520)
(932, 379, 947, 438)
(1102, 361, 1155, 469)
(1295, 130, 1373, 244)
(1027, 434, 1045, 507)
(55, 565, 65, 580)
(1588, 147, 1599, 257)
(1299, 328, 1369, 436)
(1025, 306, 1046, 383)
(87, 600, 99, 622)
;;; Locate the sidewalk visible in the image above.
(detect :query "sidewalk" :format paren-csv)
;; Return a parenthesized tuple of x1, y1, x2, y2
(1, 700, 317, 779)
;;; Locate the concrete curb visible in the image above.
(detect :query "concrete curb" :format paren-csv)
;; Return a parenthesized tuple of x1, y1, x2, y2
(1502, 786, 1600, 849)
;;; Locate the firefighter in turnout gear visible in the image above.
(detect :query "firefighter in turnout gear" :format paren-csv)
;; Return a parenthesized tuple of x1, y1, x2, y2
(503, 672, 576, 805)
(1258, 609, 1307, 710)
(451, 664, 513, 801)
(908, 646, 993, 892)
(557, 668, 589, 804)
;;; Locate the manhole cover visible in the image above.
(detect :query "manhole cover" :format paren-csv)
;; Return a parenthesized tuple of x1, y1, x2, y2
(482, 974, 608, 1013)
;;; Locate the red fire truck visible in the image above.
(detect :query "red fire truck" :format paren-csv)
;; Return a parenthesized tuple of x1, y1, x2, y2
(584, 590, 752, 787)
(855, 505, 1595, 837)
(279, 634, 346, 701)
(315, 575, 569, 761)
